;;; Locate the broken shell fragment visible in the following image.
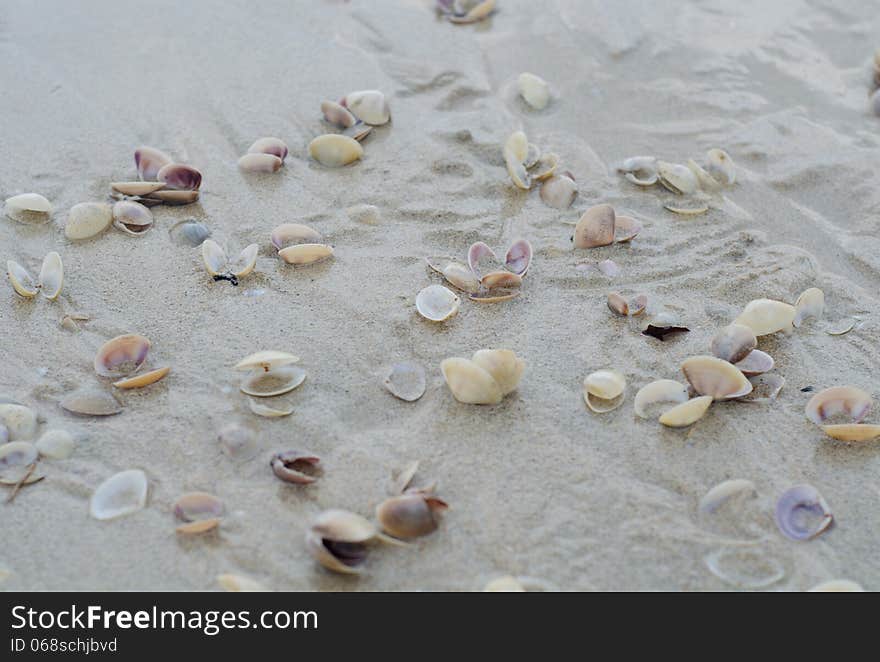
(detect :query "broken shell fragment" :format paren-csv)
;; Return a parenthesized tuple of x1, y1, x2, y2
(321, 100, 357, 128)
(60, 390, 122, 416)
(524, 143, 541, 169)
(733, 349, 774, 376)
(505, 239, 532, 276)
(170, 220, 210, 247)
(657, 161, 698, 195)
(249, 400, 294, 417)
(342, 90, 390, 126)
(706, 148, 736, 186)
(710, 324, 757, 364)
(0, 405, 37, 441)
(65, 202, 113, 240)
(270, 223, 322, 250)
(664, 202, 709, 216)
(614, 216, 642, 243)
(517, 72, 550, 110)
(440, 357, 502, 405)
(277, 243, 334, 266)
(573, 204, 615, 248)
(111, 181, 166, 197)
(633, 380, 689, 418)
(804, 386, 871, 424)
(658, 395, 713, 427)
(583, 369, 626, 413)
(793, 287, 824, 328)
(384, 362, 426, 402)
(376, 493, 448, 539)
(112, 366, 170, 390)
(174, 492, 224, 534)
(540, 173, 577, 209)
(157, 163, 202, 191)
(699, 479, 757, 514)
(7, 260, 38, 298)
(112, 200, 153, 236)
(218, 423, 258, 460)
(4, 193, 52, 224)
(469, 289, 520, 303)
(470, 349, 525, 397)
(734, 299, 796, 336)
(681, 355, 752, 400)
(820, 424, 880, 442)
(416, 284, 460, 322)
(235, 351, 299, 373)
(775, 485, 832, 541)
(240, 364, 306, 397)
(271, 451, 321, 484)
(306, 509, 378, 574)
(134, 146, 173, 181)
(94, 334, 150, 378)
(238, 153, 283, 173)
(35, 429, 75, 460)
(342, 122, 373, 141)
(90, 469, 148, 520)
(247, 137, 288, 161)
(308, 134, 363, 167)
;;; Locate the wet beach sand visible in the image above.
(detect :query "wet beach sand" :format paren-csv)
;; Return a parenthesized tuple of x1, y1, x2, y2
(1, 0, 879, 590)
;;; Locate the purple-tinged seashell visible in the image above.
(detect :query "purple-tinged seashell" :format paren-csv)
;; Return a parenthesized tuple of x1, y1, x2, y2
(157, 163, 202, 191)
(134, 146, 172, 181)
(271, 451, 321, 485)
(321, 100, 357, 129)
(596, 259, 620, 278)
(467, 241, 497, 279)
(775, 485, 833, 541)
(238, 153, 282, 173)
(505, 239, 532, 276)
(247, 137, 288, 161)
(734, 349, 774, 376)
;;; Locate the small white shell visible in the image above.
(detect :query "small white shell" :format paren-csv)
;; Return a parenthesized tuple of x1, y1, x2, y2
(65, 202, 113, 240)
(308, 134, 363, 167)
(734, 299, 796, 336)
(633, 380, 689, 418)
(0, 404, 38, 440)
(573, 204, 615, 249)
(7, 260, 38, 298)
(321, 100, 357, 128)
(89, 469, 148, 520)
(240, 364, 307, 397)
(657, 161, 699, 195)
(658, 395, 713, 427)
(540, 174, 577, 209)
(686, 159, 722, 192)
(384, 362, 427, 402)
(5, 193, 52, 224)
(583, 369, 626, 413)
(471, 349, 524, 397)
(270, 224, 322, 250)
(416, 285, 460, 322)
(706, 148, 736, 186)
(247, 137, 288, 161)
(201, 239, 227, 276)
(699, 479, 757, 514)
(517, 72, 550, 110)
(235, 351, 300, 372)
(793, 287, 824, 328)
(503, 131, 529, 165)
(35, 429, 75, 460)
(440, 358, 502, 405)
(229, 244, 259, 277)
(36, 252, 63, 300)
(343, 90, 391, 125)
(0, 441, 39, 483)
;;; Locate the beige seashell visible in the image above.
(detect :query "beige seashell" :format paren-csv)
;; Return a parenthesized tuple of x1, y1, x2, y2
(439, 261, 481, 294)
(664, 202, 709, 215)
(686, 159, 722, 192)
(149, 189, 200, 205)
(469, 289, 520, 303)
(321, 100, 357, 128)
(573, 204, 615, 248)
(0, 405, 38, 441)
(734, 299, 796, 336)
(343, 122, 373, 142)
(135, 146, 173, 181)
(710, 324, 757, 363)
(271, 451, 320, 484)
(384, 362, 426, 402)
(540, 174, 577, 209)
(793, 287, 824, 328)
(112, 200, 153, 236)
(278, 243, 334, 265)
(246, 137, 288, 161)
(530, 153, 558, 181)
(826, 318, 857, 335)
(503, 130, 528, 163)
(306, 509, 377, 574)
(60, 313, 89, 332)
(619, 156, 658, 186)
(201, 240, 259, 279)
(583, 369, 626, 413)
(217, 574, 268, 592)
(7, 260, 38, 298)
(308, 134, 363, 167)
(271, 223, 322, 250)
(480, 270, 522, 290)
(484, 576, 526, 592)
(706, 148, 735, 186)
(376, 493, 448, 539)
(201, 239, 227, 276)
(249, 400, 295, 417)
(240, 364, 306, 397)
(607, 292, 647, 317)
(35, 429, 75, 460)
(5, 193, 52, 224)
(614, 216, 642, 243)
(448, 0, 496, 23)
(110, 181, 166, 197)
(60, 390, 122, 416)
(65, 202, 113, 240)
(174, 492, 223, 534)
(440, 357, 503, 405)
(820, 424, 880, 442)
(805, 386, 871, 424)
(633, 380, 689, 419)
(808, 579, 864, 592)
(698, 479, 756, 513)
(733, 349, 774, 376)
(94, 334, 150, 378)
(90, 469, 148, 520)
(658, 395, 713, 427)
(518, 72, 550, 110)
(657, 161, 698, 194)
(506, 158, 531, 190)
(416, 284, 460, 322)
(681, 356, 752, 400)
(157, 163, 202, 191)
(112, 366, 170, 389)
(229, 244, 259, 277)
(346, 203, 380, 225)
(238, 153, 283, 173)
(470, 349, 524, 397)
(342, 90, 391, 125)
(235, 351, 300, 372)
(389, 460, 420, 495)
(524, 143, 541, 169)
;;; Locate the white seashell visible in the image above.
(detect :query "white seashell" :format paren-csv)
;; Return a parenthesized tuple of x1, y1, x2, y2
(471, 349, 524, 397)
(664, 202, 709, 215)
(218, 574, 268, 592)
(218, 423, 258, 460)
(308, 134, 363, 167)
(110, 182, 166, 197)
(614, 216, 642, 243)
(342, 90, 391, 125)
(503, 131, 529, 165)
(524, 143, 541, 168)
(793, 287, 824, 328)
(706, 148, 735, 186)
(35, 429, 75, 459)
(230, 244, 259, 277)
(384, 362, 426, 402)
(112, 200, 153, 236)
(733, 349, 774, 376)
(60, 390, 123, 416)
(657, 161, 698, 195)
(583, 369, 626, 413)
(0, 404, 38, 440)
(619, 156, 658, 186)
(517, 72, 550, 110)
(149, 189, 200, 205)
(240, 364, 306, 397)
(342, 122, 373, 141)
(89, 469, 148, 520)
(249, 400, 295, 418)
(658, 395, 713, 427)
(64, 202, 113, 240)
(699, 479, 757, 514)
(7, 260, 38, 298)
(808, 580, 864, 592)
(416, 284, 460, 322)
(440, 358, 502, 405)
(530, 153, 558, 181)
(437, 261, 480, 293)
(734, 299, 796, 336)
(467, 242, 499, 279)
(540, 174, 577, 209)
(804, 386, 871, 424)
(5, 193, 52, 224)
(0, 441, 39, 483)
(247, 137, 288, 161)
(201, 239, 227, 276)
(633, 380, 689, 418)
(346, 203, 380, 225)
(238, 153, 283, 173)
(278, 243, 334, 265)
(270, 224, 322, 250)
(235, 351, 300, 372)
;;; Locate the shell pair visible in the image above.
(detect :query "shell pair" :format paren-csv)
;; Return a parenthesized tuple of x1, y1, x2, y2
(174, 492, 224, 534)
(202, 240, 258, 285)
(441, 349, 524, 405)
(618, 149, 735, 193)
(572, 204, 642, 248)
(709, 324, 774, 376)
(583, 369, 626, 413)
(235, 350, 306, 398)
(110, 146, 202, 207)
(436, 0, 496, 24)
(804, 386, 880, 442)
(310, 90, 389, 167)
(7, 252, 63, 300)
(503, 130, 558, 191)
(94, 334, 170, 389)
(732, 288, 825, 337)
(238, 137, 289, 173)
(4, 193, 52, 224)
(270, 223, 334, 266)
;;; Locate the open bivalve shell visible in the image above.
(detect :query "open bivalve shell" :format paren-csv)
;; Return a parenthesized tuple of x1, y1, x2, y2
(681, 356, 752, 400)
(306, 509, 379, 575)
(7, 252, 63, 300)
(174, 492, 224, 534)
(240, 364, 306, 398)
(376, 493, 448, 540)
(504, 131, 531, 190)
(633, 380, 689, 419)
(5, 193, 52, 224)
(518, 72, 550, 110)
(583, 369, 626, 413)
(94, 334, 150, 378)
(112, 200, 153, 236)
(271, 451, 321, 485)
(706, 149, 736, 187)
(607, 292, 647, 317)
(657, 161, 698, 195)
(416, 285, 460, 322)
(441, 349, 524, 405)
(341, 90, 390, 126)
(238, 153, 283, 173)
(775, 485, 832, 541)
(734, 299, 796, 336)
(202, 240, 258, 284)
(247, 137, 288, 161)
(89, 469, 148, 520)
(134, 146, 173, 181)
(804, 386, 871, 424)
(733, 350, 774, 376)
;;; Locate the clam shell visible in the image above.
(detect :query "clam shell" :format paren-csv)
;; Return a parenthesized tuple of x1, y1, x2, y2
(238, 153, 283, 173)
(524, 143, 541, 169)
(804, 386, 871, 424)
(469, 289, 520, 303)
(271, 451, 321, 484)
(230, 243, 259, 277)
(518, 72, 550, 110)
(247, 137, 288, 161)
(94, 334, 150, 378)
(218, 423, 258, 460)
(149, 190, 200, 205)
(614, 216, 642, 243)
(503, 131, 528, 164)
(633, 379, 689, 418)
(112, 200, 153, 236)
(240, 364, 306, 397)
(470, 349, 524, 397)
(307, 509, 377, 574)
(540, 174, 577, 209)
(35, 429, 75, 460)
(681, 355, 752, 400)
(270, 223, 322, 250)
(60, 390, 122, 416)
(706, 148, 735, 186)
(658, 395, 713, 427)
(90, 469, 148, 520)
(308, 134, 363, 167)
(793, 287, 824, 328)
(448, 0, 496, 23)
(438, 261, 480, 293)
(686, 159, 722, 192)
(440, 357, 502, 405)
(384, 362, 427, 402)
(201, 239, 227, 276)
(573, 204, 615, 249)
(249, 400, 294, 417)
(278, 243, 334, 265)
(170, 220, 210, 247)
(480, 270, 522, 290)
(0, 441, 39, 484)
(657, 161, 698, 195)
(321, 100, 357, 128)
(505, 239, 532, 276)
(734, 299, 796, 336)
(530, 153, 558, 180)
(342, 122, 373, 141)
(699, 479, 757, 514)
(710, 324, 757, 363)
(583, 369, 626, 413)
(775, 485, 832, 541)
(7, 260, 38, 298)
(342, 90, 390, 125)
(156, 163, 202, 190)
(733, 349, 774, 376)
(110, 182, 166, 197)
(467, 242, 498, 279)
(506, 157, 532, 190)
(821, 424, 880, 442)
(809, 580, 864, 592)
(664, 202, 709, 215)
(416, 284, 460, 322)
(174, 492, 224, 534)
(5, 193, 52, 224)
(376, 494, 448, 539)
(606, 292, 647, 317)
(618, 156, 657, 185)
(0, 404, 36, 441)
(65, 202, 113, 240)
(236, 351, 300, 372)
(134, 146, 173, 181)
(112, 366, 169, 389)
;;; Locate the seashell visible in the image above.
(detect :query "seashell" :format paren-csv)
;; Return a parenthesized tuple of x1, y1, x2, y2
(60, 390, 122, 416)
(249, 400, 294, 417)
(775, 484, 832, 541)
(573, 204, 615, 248)
(134, 146, 173, 181)
(467, 242, 498, 279)
(583, 369, 626, 413)
(524, 143, 541, 169)
(633, 379, 689, 418)
(618, 156, 657, 186)
(112, 366, 170, 390)
(742, 373, 785, 404)
(4, 193, 52, 224)
(384, 362, 426, 402)
(7, 260, 38, 298)
(271, 451, 321, 484)
(0, 441, 39, 484)
(110, 182, 166, 197)
(112, 200, 153, 236)
(540, 173, 578, 209)
(35, 429, 75, 460)
(681, 355, 752, 400)
(809, 580, 864, 592)
(0, 404, 38, 441)
(469, 288, 520, 303)
(218, 422, 258, 460)
(346, 203, 380, 225)
(278, 243, 334, 266)
(793, 287, 824, 328)
(321, 100, 357, 128)
(389, 460, 421, 496)
(710, 324, 757, 363)
(238, 153, 283, 173)
(529, 153, 558, 181)
(309, 133, 365, 167)
(247, 137, 288, 161)
(235, 350, 299, 373)
(201, 240, 259, 281)
(614, 216, 642, 243)
(470, 349, 524, 397)
(440, 357, 502, 405)
(505, 239, 532, 276)
(156, 163, 202, 191)
(686, 159, 722, 192)
(733, 349, 774, 376)
(484, 576, 527, 592)
(705, 547, 785, 589)
(595, 259, 619, 278)
(341, 90, 390, 126)
(343, 122, 373, 141)
(416, 284, 460, 322)
(306, 509, 378, 574)
(734, 298, 796, 336)
(699, 479, 757, 514)
(170, 220, 210, 247)
(217, 574, 268, 592)
(149, 189, 200, 205)
(607, 292, 647, 317)
(820, 423, 880, 442)
(826, 318, 857, 335)
(437, 261, 480, 293)
(376, 493, 448, 539)
(804, 386, 871, 424)
(480, 270, 522, 290)
(658, 395, 713, 427)
(657, 161, 698, 194)
(94, 334, 150, 378)
(503, 131, 530, 189)
(90, 469, 148, 520)
(270, 223, 322, 250)
(60, 313, 89, 332)
(448, 0, 496, 23)
(229, 243, 258, 277)
(517, 72, 550, 110)
(174, 492, 224, 534)
(664, 202, 709, 216)
(705, 148, 735, 186)
(64, 202, 113, 240)
(506, 157, 531, 190)
(641, 311, 690, 340)
(240, 364, 306, 397)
